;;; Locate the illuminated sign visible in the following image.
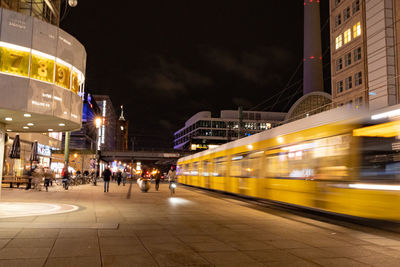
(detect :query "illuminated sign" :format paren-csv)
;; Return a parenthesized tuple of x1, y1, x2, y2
(0, 41, 84, 95)
(37, 143, 52, 157)
(49, 132, 62, 141)
(101, 100, 106, 144)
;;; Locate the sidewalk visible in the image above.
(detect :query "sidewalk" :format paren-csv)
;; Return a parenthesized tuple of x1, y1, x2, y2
(0, 182, 399, 266)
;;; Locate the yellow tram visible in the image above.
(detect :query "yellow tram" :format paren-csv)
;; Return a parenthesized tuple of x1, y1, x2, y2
(177, 105, 400, 221)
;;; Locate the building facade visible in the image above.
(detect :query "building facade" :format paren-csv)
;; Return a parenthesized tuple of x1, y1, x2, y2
(1, 0, 61, 26)
(93, 95, 117, 151)
(174, 110, 286, 151)
(330, 0, 400, 110)
(0, 1, 86, 182)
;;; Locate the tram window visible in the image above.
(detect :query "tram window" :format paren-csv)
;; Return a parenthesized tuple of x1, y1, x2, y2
(212, 157, 227, 177)
(192, 162, 199, 175)
(358, 136, 399, 180)
(263, 135, 351, 180)
(231, 154, 244, 177)
(231, 152, 262, 178)
(202, 161, 209, 176)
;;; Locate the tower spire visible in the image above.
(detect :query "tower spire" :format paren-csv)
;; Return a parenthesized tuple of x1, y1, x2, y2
(119, 105, 125, 121)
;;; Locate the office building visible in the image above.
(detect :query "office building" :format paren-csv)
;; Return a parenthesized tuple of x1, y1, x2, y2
(93, 95, 117, 151)
(330, 0, 400, 110)
(174, 110, 286, 151)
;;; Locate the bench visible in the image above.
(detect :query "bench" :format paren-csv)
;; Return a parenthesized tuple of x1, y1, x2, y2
(2, 178, 30, 188)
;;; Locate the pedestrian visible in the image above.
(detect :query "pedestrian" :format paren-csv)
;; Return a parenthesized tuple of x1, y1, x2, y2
(117, 170, 122, 186)
(155, 171, 161, 191)
(61, 165, 70, 190)
(43, 167, 52, 191)
(121, 169, 127, 186)
(103, 167, 112, 192)
(33, 165, 44, 191)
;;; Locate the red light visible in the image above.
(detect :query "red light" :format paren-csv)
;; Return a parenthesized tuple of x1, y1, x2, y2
(303, 58, 306, 61)
(310, 0, 312, 2)
(310, 56, 315, 59)
(304, 2, 306, 5)
(146, 171, 149, 174)
(319, 56, 322, 59)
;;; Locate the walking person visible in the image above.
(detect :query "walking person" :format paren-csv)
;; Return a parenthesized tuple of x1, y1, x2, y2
(103, 167, 112, 192)
(61, 165, 70, 190)
(121, 169, 128, 186)
(33, 165, 44, 191)
(155, 171, 161, 191)
(117, 170, 122, 186)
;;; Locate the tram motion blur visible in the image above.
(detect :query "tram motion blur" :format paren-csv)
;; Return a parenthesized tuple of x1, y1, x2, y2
(177, 105, 400, 221)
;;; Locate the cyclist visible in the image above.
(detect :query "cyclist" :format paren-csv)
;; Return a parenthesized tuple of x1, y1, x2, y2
(167, 166, 177, 194)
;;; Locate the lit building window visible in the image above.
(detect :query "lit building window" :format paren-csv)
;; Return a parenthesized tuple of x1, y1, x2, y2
(353, 22, 361, 38)
(344, 29, 351, 44)
(335, 35, 343, 49)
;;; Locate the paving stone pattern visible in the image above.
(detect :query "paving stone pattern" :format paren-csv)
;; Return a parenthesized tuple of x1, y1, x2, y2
(0, 182, 399, 266)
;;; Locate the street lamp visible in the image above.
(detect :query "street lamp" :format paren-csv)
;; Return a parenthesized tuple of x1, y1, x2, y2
(94, 117, 102, 185)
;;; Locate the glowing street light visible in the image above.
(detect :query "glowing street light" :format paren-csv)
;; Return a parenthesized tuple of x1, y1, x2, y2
(94, 117, 102, 184)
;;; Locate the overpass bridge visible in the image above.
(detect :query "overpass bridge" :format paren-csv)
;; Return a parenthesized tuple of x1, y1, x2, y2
(100, 150, 193, 165)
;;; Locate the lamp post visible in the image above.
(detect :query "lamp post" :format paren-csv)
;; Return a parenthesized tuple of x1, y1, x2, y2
(94, 117, 102, 185)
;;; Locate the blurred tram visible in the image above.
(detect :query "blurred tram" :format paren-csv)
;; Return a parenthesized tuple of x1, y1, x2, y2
(177, 105, 400, 221)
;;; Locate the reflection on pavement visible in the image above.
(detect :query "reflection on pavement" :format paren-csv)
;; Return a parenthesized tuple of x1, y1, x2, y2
(0, 202, 79, 218)
(168, 197, 192, 205)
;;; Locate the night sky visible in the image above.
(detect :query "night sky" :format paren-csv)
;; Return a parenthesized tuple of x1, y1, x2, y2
(61, 0, 330, 149)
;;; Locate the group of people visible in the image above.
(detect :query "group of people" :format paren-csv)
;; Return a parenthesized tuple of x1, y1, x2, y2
(24, 163, 177, 194)
(102, 168, 129, 192)
(27, 165, 55, 191)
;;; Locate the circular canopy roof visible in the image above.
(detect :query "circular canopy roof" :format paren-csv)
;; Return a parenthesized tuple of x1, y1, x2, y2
(285, 92, 332, 122)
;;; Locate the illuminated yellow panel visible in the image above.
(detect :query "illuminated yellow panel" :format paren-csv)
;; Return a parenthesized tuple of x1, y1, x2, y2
(71, 71, 79, 94)
(335, 35, 342, 49)
(30, 54, 55, 83)
(55, 63, 71, 89)
(344, 29, 351, 44)
(353, 120, 400, 137)
(353, 22, 361, 38)
(0, 47, 30, 77)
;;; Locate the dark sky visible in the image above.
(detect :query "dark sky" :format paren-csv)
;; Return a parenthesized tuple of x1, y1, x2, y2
(61, 0, 330, 149)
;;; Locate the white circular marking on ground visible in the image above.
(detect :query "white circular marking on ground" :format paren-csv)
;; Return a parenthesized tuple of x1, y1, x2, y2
(0, 202, 79, 218)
